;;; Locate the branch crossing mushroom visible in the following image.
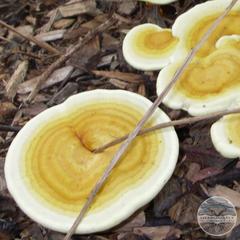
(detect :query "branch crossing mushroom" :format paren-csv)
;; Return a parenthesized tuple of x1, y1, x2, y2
(5, 90, 179, 233)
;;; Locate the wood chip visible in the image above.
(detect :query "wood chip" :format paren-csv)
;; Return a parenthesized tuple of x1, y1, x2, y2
(35, 30, 66, 42)
(92, 70, 144, 83)
(8, 25, 33, 42)
(6, 60, 29, 99)
(17, 66, 74, 94)
(138, 83, 146, 97)
(109, 78, 128, 89)
(0, 102, 17, 122)
(48, 82, 78, 105)
(53, 18, 75, 29)
(117, 0, 137, 16)
(59, 0, 96, 17)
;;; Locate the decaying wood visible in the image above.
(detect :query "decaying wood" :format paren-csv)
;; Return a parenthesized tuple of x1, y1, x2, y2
(93, 108, 240, 153)
(27, 16, 117, 102)
(0, 20, 61, 55)
(6, 60, 28, 99)
(64, 1, 238, 239)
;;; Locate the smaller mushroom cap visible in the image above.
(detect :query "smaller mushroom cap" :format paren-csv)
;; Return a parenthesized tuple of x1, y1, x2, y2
(123, 23, 178, 71)
(211, 105, 240, 158)
(216, 35, 240, 49)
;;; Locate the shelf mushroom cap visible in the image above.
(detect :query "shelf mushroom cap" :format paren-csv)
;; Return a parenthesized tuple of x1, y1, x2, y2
(122, 23, 178, 71)
(211, 105, 240, 158)
(156, 0, 240, 116)
(171, 0, 240, 61)
(139, 0, 177, 4)
(5, 89, 179, 234)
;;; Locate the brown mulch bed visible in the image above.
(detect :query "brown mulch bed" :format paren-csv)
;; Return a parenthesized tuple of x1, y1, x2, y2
(0, 0, 240, 239)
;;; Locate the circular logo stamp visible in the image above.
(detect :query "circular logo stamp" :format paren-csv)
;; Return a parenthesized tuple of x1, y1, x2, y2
(197, 196, 237, 236)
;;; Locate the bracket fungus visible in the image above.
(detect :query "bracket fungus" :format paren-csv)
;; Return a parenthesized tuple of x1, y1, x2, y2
(5, 90, 179, 233)
(123, 23, 178, 70)
(156, 0, 240, 116)
(211, 111, 240, 158)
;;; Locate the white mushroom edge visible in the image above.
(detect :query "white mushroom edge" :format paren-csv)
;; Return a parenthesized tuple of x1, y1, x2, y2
(122, 23, 176, 71)
(211, 105, 240, 158)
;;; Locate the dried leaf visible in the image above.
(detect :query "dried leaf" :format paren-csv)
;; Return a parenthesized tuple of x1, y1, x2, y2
(208, 185, 240, 208)
(134, 226, 182, 240)
(191, 167, 223, 183)
(115, 212, 146, 232)
(185, 162, 201, 182)
(154, 177, 182, 217)
(169, 194, 202, 225)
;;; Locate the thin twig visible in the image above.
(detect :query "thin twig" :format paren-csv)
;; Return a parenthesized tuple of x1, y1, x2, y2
(0, 124, 21, 132)
(27, 16, 117, 102)
(63, 1, 238, 239)
(0, 20, 61, 55)
(93, 108, 240, 153)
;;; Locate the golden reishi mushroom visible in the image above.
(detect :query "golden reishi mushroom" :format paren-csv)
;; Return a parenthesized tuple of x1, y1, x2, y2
(123, 23, 178, 70)
(211, 111, 240, 158)
(5, 90, 179, 233)
(156, 0, 240, 116)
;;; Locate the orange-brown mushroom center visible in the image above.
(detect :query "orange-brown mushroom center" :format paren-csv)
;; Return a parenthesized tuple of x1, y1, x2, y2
(172, 12, 240, 100)
(132, 27, 178, 58)
(23, 102, 163, 213)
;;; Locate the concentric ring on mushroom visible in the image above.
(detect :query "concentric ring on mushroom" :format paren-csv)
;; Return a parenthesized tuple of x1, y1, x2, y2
(23, 100, 163, 213)
(123, 23, 178, 70)
(5, 89, 179, 222)
(157, 0, 240, 116)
